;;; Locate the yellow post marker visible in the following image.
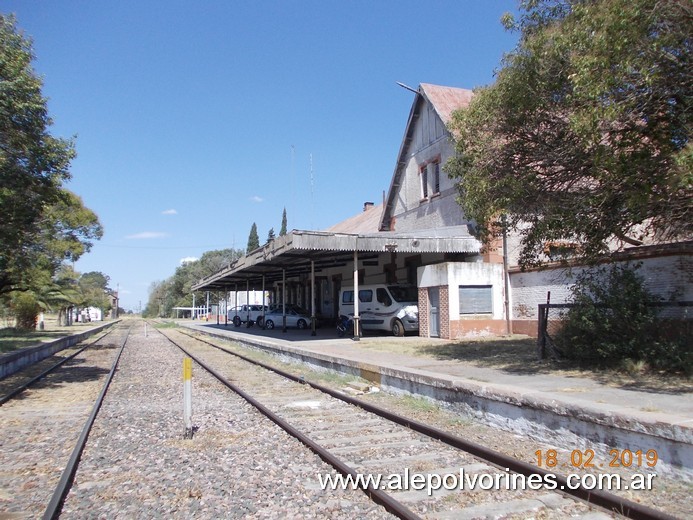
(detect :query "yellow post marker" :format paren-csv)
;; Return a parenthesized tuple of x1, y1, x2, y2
(183, 357, 193, 439)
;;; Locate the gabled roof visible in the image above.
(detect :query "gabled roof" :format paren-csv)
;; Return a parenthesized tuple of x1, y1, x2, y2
(379, 83, 473, 232)
(325, 203, 383, 234)
(419, 83, 474, 126)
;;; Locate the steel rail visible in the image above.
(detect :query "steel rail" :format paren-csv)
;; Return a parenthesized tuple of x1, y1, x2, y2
(42, 324, 132, 520)
(177, 328, 678, 520)
(0, 328, 117, 406)
(157, 326, 422, 520)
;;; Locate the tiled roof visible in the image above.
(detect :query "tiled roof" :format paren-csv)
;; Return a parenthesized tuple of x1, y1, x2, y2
(420, 83, 474, 126)
(325, 203, 383, 234)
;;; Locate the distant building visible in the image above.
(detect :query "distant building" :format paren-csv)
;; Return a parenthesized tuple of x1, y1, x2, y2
(74, 307, 102, 322)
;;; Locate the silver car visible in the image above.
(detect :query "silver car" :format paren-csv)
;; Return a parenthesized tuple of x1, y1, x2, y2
(263, 305, 311, 330)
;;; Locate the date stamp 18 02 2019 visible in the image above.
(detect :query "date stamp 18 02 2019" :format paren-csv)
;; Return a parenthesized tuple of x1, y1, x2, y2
(535, 448, 659, 470)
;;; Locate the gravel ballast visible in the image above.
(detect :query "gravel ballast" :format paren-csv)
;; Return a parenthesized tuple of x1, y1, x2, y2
(60, 323, 395, 519)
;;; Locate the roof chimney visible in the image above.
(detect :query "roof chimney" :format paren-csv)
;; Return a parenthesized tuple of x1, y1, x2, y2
(363, 201, 374, 212)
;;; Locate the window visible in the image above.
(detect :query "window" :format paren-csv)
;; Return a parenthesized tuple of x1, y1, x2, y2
(459, 285, 493, 314)
(358, 289, 373, 303)
(376, 288, 392, 306)
(545, 242, 578, 261)
(432, 161, 440, 194)
(420, 165, 428, 199)
(420, 160, 441, 200)
(384, 262, 397, 284)
(405, 256, 421, 286)
(342, 291, 354, 304)
(388, 285, 417, 303)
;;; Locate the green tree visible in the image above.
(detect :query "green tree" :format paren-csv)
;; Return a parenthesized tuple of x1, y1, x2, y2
(247, 223, 260, 253)
(79, 271, 112, 314)
(447, 0, 692, 268)
(279, 208, 288, 236)
(0, 16, 102, 293)
(3, 189, 103, 302)
(1, 265, 112, 329)
(38, 190, 102, 272)
(266, 227, 275, 244)
(144, 279, 171, 318)
(195, 248, 240, 280)
(29, 265, 81, 326)
(42, 265, 81, 326)
(143, 248, 243, 318)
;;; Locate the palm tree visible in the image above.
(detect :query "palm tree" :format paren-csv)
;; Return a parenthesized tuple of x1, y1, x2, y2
(33, 280, 83, 327)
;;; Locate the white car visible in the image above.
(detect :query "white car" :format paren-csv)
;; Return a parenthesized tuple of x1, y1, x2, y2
(228, 304, 268, 327)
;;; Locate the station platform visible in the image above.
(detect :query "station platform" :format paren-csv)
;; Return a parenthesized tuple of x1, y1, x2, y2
(179, 320, 692, 477)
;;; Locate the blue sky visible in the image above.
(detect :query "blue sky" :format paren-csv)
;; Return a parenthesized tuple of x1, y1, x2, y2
(5, 1, 520, 312)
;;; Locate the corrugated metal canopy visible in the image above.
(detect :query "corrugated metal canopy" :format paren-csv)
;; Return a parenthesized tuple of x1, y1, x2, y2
(191, 227, 480, 292)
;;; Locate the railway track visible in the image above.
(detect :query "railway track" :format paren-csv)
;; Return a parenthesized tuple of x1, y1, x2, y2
(0, 322, 131, 519)
(161, 326, 677, 520)
(0, 327, 119, 406)
(0, 321, 682, 518)
(50, 321, 396, 518)
(1, 320, 397, 518)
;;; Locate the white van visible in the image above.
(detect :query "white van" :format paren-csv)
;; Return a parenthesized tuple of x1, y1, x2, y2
(339, 284, 419, 336)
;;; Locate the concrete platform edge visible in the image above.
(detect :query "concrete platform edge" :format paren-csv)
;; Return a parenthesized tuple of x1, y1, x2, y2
(182, 322, 692, 477)
(0, 320, 120, 380)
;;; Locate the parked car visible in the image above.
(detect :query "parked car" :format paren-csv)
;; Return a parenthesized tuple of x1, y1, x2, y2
(263, 304, 312, 330)
(228, 304, 268, 327)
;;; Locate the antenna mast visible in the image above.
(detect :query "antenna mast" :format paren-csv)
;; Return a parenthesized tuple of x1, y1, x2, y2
(396, 81, 419, 94)
(290, 145, 295, 224)
(310, 153, 314, 229)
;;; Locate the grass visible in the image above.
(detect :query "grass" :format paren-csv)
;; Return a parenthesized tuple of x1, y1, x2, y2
(0, 315, 98, 354)
(152, 320, 179, 329)
(0, 327, 63, 354)
(200, 334, 372, 390)
(308, 369, 361, 387)
(193, 323, 690, 393)
(395, 394, 439, 413)
(357, 334, 692, 394)
(356, 334, 543, 372)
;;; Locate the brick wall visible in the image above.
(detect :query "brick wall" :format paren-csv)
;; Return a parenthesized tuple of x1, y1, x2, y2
(510, 250, 692, 320)
(418, 287, 429, 337)
(509, 245, 691, 337)
(415, 244, 691, 340)
(439, 285, 450, 339)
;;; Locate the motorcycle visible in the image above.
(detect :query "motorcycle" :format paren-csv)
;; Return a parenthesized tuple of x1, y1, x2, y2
(336, 314, 353, 337)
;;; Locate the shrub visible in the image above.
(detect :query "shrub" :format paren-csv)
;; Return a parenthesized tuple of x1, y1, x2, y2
(555, 264, 689, 373)
(11, 292, 41, 330)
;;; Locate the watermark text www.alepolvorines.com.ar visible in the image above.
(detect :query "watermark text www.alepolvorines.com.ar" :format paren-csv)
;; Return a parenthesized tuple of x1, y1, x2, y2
(317, 468, 657, 496)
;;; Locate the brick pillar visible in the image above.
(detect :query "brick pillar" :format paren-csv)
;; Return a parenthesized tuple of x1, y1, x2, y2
(439, 285, 450, 339)
(480, 221, 504, 263)
(418, 287, 429, 337)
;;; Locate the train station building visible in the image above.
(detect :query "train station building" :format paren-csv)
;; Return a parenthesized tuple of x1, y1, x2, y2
(192, 83, 691, 339)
